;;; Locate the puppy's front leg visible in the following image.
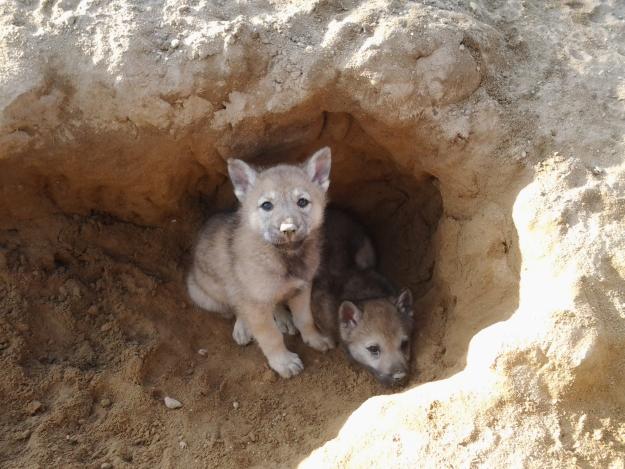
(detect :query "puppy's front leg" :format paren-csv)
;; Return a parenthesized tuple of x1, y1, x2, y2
(288, 285, 335, 352)
(241, 302, 304, 378)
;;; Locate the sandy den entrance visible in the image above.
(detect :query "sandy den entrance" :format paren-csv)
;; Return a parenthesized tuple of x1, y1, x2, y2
(0, 111, 522, 467)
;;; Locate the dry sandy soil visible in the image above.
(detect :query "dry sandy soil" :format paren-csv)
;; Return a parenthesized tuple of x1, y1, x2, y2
(0, 210, 422, 468)
(1, 0, 625, 468)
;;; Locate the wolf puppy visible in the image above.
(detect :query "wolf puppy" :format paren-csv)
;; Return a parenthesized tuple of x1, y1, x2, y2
(312, 209, 414, 387)
(187, 148, 334, 378)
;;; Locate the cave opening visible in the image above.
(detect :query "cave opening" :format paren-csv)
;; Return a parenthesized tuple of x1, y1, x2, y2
(0, 110, 522, 469)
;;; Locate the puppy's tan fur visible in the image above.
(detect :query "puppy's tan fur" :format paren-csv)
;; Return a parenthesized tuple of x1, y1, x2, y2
(187, 148, 334, 378)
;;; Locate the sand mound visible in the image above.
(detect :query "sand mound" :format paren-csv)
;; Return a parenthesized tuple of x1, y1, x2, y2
(1, 0, 624, 467)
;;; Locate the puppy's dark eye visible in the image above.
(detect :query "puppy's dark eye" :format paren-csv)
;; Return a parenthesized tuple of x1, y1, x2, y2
(366, 345, 380, 356)
(260, 201, 273, 211)
(297, 198, 309, 208)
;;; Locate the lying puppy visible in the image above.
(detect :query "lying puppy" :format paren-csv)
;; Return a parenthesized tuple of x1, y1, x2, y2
(312, 208, 414, 387)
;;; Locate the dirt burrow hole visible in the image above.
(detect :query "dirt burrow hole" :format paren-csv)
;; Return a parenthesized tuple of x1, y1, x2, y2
(0, 110, 521, 467)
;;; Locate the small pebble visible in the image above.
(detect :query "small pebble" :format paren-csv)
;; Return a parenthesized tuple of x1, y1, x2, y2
(101, 398, 111, 408)
(179, 440, 188, 449)
(100, 322, 113, 332)
(197, 349, 208, 357)
(170, 38, 180, 49)
(591, 166, 605, 176)
(459, 44, 465, 51)
(521, 151, 527, 158)
(232, 401, 239, 410)
(164, 396, 183, 409)
(27, 400, 43, 415)
(100, 463, 113, 469)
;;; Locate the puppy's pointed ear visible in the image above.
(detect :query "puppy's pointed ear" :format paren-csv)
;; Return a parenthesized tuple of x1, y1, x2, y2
(395, 288, 413, 317)
(227, 159, 257, 202)
(339, 301, 362, 330)
(305, 147, 331, 192)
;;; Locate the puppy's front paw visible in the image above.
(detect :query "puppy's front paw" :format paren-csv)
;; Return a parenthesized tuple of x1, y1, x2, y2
(303, 331, 335, 352)
(232, 318, 253, 346)
(268, 351, 304, 378)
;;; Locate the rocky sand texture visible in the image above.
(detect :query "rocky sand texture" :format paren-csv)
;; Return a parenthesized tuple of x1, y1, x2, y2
(1, 0, 624, 467)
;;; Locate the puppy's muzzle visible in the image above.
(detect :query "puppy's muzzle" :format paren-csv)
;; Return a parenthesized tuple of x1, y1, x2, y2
(279, 220, 299, 241)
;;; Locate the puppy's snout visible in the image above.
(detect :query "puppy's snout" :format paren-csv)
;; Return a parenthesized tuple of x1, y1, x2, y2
(279, 219, 298, 235)
(392, 371, 407, 381)
(377, 366, 409, 387)
(391, 366, 408, 383)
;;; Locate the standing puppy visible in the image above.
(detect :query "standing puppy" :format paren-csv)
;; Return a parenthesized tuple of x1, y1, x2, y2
(187, 148, 334, 378)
